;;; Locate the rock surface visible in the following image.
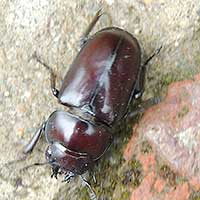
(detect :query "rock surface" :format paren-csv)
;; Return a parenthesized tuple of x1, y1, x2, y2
(124, 74, 200, 200)
(1, 0, 200, 199)
(140, 74, 200, 182)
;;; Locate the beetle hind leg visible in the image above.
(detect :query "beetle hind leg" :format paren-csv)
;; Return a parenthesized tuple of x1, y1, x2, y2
(32, 52, 59, 98)
(80, 9, 103, 48)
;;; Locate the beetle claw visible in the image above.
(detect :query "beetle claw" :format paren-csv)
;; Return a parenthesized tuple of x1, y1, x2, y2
(63, 171, 75, 183)
(51, 165, 61, 179)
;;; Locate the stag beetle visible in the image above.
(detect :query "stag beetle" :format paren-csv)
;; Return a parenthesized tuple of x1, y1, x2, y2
(24, 10, 161, 199)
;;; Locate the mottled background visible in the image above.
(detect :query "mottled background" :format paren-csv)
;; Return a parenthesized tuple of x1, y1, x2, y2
(0, 0, 200, 200)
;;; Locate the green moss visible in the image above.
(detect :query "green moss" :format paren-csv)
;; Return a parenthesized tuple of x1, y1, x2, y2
(146, 66, 197, 99)
(177, 105, 189, 118)
(130, 159, 143, 187)
(195, 54, 200, 67)
(158, 165, 177, 186)
(78, 151, 143, 200)
(161, 72, 177, 86)
(159, 69, 194, 91)
(121, 191, 131, 200)
(189, 191, 200, 200)
(77, 187, 88, 200)
(140, 141, 153, 154)
(74, 91, 147, 199)
(121, 159, 143, 188)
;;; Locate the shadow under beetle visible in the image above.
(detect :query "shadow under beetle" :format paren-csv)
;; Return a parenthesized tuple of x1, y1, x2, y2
(24, 10, 161, 199)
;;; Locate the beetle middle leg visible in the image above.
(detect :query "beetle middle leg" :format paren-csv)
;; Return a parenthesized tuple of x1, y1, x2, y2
(142, 46, 162, 68)
(135, 46, 162, 97)
(133, 46, 163, 99)
(127, 46, 163, 120)
(32, 52, 59, 98)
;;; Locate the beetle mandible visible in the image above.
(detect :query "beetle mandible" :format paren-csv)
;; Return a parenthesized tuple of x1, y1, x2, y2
(24, 9, 161, 199)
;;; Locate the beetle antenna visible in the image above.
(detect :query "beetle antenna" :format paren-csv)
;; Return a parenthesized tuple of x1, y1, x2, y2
(19, 161, 49, 172)
(1, 154, 28, 168)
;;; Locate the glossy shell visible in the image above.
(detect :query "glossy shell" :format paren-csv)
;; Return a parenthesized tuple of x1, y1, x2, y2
(58, 27, 141, 125)
(44, 110, 113, 173)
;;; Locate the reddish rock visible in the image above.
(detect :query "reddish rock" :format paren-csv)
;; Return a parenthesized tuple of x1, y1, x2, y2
(137, 151, 156, 174)
(137, 74, 200, 184)
(189, 177, 200, 191)
(163, 183, 190, 200)
(153, 177, 166, 193)
(130, 172, 155, 200)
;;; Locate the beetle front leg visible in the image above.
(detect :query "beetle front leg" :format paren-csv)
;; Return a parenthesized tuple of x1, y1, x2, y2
(51, 165, 62, 179)
(32, 52, 59, 98)
(63, 171, 75, 183)
(23, 121, 46, 154)
(80, 175, 97, 200)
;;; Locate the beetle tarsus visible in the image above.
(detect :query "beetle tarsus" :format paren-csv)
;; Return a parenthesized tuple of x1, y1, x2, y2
(80, 175, 97, 200)
(63, 171, 75, 183)
(51, 165, 61, 179)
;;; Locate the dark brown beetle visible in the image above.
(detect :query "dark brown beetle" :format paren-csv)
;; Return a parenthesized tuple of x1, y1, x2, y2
(24, 10, 161, 199)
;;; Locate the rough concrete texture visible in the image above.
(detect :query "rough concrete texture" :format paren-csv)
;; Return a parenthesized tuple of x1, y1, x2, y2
(0, 0, 200, 200)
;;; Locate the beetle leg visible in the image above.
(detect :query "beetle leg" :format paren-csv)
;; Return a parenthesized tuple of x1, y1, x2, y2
(80, 175, 97, 200)
(92, 172, 97, 184)
(51, 165, 61, 179)
(80, 9, 103, 47)
(133, 63, 146, 99)
(142, 46, 162, 68)
(63, 171, 75, 183)
(32, 52, 59, 98)
(134, 46, 163, 99)
(23, 121, 46, 154)
(127, 97, 162, 120)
